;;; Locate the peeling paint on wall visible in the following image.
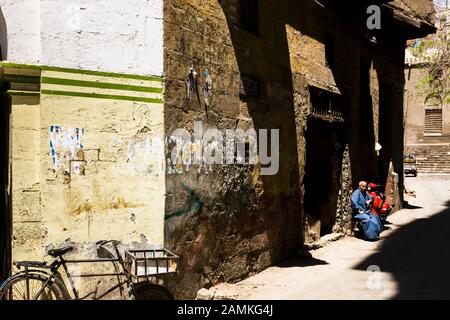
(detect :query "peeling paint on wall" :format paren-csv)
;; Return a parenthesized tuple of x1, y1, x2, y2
(126, 136, 165, 176)
(203, 69, 212, 114)
(186, 66, 199, 101)
(49, 126, 85, 173)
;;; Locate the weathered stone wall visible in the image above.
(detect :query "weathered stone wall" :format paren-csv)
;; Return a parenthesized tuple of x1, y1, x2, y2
(2, 0, 166, 295)
(10, 93, 42, 260)
(374, 36, 408, 207)
(163, 0, 306, 299)
(1, 0, 426, 299)
(39, 73, 165, 251)
(391, 0, 436, 23)
(333, 145, 354, 234)
(162, 0, 413, 299)
(5, 63, 166, 297)
(404, 65, 450, 146)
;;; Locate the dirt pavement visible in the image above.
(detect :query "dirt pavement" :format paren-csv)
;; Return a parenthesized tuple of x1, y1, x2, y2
(212, 175, 450, 300)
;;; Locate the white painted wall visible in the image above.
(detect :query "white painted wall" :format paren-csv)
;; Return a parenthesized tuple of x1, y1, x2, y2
(0, 0, 163, 76)
(0, 0, 41, 64)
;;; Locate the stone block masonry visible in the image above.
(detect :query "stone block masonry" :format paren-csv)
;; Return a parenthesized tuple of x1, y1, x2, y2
(3, 62, 166, 297)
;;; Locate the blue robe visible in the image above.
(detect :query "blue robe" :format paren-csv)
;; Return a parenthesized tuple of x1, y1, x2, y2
(351, 189, 383, 241)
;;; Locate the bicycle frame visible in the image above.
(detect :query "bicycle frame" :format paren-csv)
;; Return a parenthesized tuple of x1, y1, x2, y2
(26, 243, 134, 300)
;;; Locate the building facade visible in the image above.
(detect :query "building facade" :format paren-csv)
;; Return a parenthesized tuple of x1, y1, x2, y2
(1, 0, 435, 298)
(404, 4, 450, 171)
(161, 0, 435, 298)
(0, 0, 166, 296)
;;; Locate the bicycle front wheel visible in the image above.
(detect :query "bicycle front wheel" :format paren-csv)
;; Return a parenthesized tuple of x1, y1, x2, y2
(0, 274, 66, 300)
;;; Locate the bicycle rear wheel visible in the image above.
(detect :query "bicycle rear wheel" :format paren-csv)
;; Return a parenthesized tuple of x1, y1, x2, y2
(132, 282, 174, 300)
(0, 273, 67, 300)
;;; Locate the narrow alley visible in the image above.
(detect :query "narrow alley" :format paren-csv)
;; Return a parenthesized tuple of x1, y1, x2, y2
(1, 0, 449, 305)
(209, 175, 450, 300)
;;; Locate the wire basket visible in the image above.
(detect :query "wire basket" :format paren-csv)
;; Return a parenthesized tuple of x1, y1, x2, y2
(124, 249, 178, 278)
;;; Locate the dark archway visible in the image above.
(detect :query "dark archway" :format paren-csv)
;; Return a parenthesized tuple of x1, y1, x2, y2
(304, 117, 345, 236)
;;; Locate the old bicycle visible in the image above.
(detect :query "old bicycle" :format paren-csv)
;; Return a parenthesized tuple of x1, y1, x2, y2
(0, 240, 179, 300)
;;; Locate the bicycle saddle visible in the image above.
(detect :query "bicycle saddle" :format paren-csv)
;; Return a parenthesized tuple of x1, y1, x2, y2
(47, 245, 74, 258)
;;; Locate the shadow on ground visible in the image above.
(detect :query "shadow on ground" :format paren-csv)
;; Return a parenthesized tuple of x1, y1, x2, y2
(403, 202, 423, 210)
(277, 257, 329, 268)
(353, 200, 450, 299)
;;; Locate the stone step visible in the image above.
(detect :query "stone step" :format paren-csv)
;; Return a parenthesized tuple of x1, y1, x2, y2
(429, 154, 450, 157)
(417, 161, 450, 164)
(417, 162, 450, 164)
(416, 169, 450, 172)
(417, 166, 450, 168)
(417, 166, 450, 169)
(417, 172, 450, 174)
(417, 162, 450, 165)
(417, 161, 450, 163)
(424, 156, 450, 159)
(417, 165, 450, 167)
(416, 172, 450, 174)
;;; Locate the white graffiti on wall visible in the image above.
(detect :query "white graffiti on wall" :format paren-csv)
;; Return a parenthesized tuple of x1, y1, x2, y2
(50, 126, 85, 174)
(125, 120, 280, 176)
(126, 137, 165, 176)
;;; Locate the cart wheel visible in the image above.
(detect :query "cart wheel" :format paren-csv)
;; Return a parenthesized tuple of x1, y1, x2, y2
(133, 283, 174, 300)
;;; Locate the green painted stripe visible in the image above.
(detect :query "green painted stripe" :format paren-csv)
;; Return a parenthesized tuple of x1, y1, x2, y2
(41, 89, 164, 104)
(2, 63, 163, 82)
(42, 77, 162, 93)
(42, 66, 163, 82)
(8, 90, 40, 97)
(4, 74, 41, 85)
(1, 63, 42, 71)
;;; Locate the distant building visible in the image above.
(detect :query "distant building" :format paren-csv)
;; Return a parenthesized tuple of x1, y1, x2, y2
(404, 3, 450, 172)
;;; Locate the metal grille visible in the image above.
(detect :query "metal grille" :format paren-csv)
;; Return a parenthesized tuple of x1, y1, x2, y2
(424, 108, 442, 134)
(309, 87, 344, 122)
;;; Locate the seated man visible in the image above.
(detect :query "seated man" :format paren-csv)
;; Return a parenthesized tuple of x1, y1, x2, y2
(352, 181, 373, 215)
(351, 181, 383, 241)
